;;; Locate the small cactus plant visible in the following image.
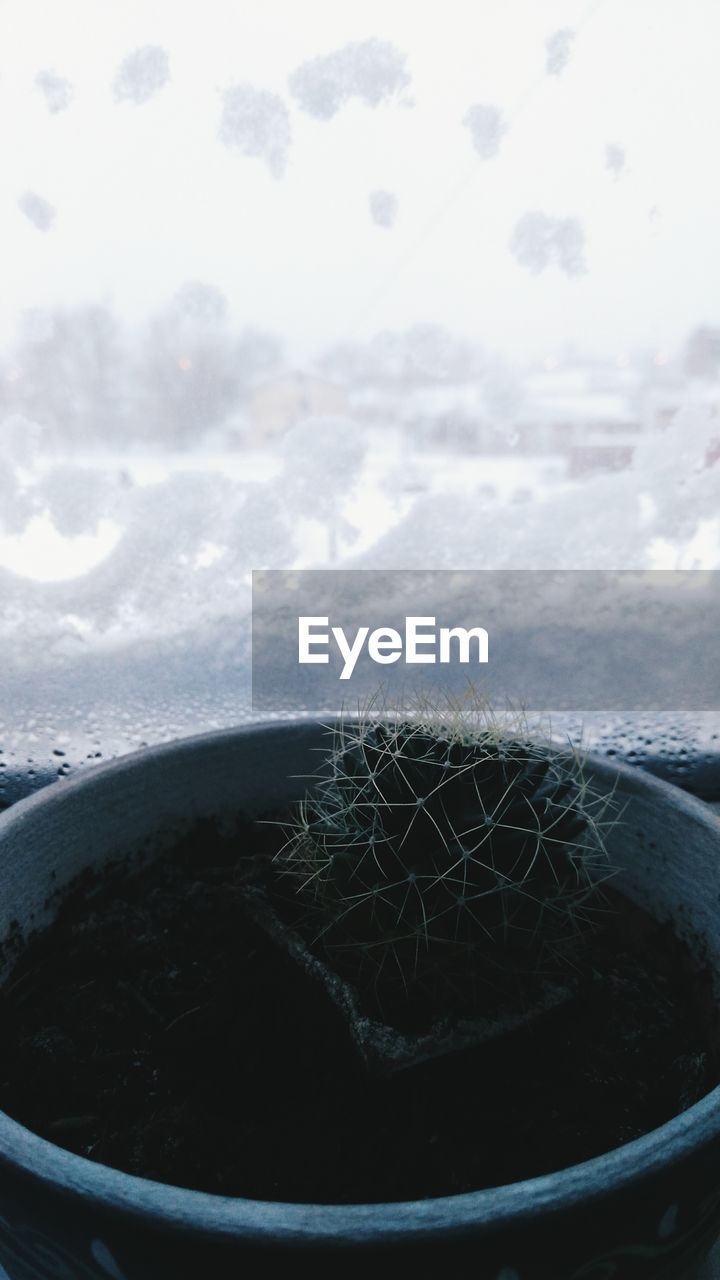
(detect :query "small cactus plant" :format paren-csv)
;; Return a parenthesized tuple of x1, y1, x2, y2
(276, 693, 618, 1015)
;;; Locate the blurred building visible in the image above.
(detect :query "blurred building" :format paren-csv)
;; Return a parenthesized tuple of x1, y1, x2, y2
(516, 367, 641, 461)
(248, 372, 348, 444)
(246, 344, 719, 481)
(347, 359, 644, 458)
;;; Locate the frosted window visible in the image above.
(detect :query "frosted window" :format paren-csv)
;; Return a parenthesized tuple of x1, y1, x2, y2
(0, 0, 718, 674)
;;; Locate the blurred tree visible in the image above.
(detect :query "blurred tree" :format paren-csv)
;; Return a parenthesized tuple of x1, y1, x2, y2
(320, 325, 483, 388)
(280, 416, 365, 561)
(134, 281, 283, 448)
(9, 305, 129, 450)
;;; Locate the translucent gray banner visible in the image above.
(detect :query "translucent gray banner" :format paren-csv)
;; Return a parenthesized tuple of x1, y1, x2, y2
(251, 570, 720, 714)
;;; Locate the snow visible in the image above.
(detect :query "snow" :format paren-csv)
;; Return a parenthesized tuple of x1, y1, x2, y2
(509, 211, 586, 277)
(0, 396, 717, 666)
(279, 417, 367, 559)
(522, 371, 637, 426)
(288, 38, 410, 119)
(17, 191, 56, 232)
(0, 515, 121, 583)
(605, 144, 626, 178)
(545, 28, 575, 76)
(112, 46, 170, 105)
(34, 69, 73, 114)
(218, 84, 291, 178)
(390, 383, 484, 419)
(463, 103, 506, 160)
(37, 467, 122, 538)
(369, 190, 398, 229)
(173, 281, 227, 323)
(1, 10, 719, 688)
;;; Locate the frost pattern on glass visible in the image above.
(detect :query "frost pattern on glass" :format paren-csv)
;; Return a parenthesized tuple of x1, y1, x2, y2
(173, 280, 228, 323)
(0, 4, 718, 714)
(17, 191, 56, 232)
(545, 28, 575, 76)
(369, 189, 398, 229)
(463, 103, 506, 159)
(509, 211, 586, 277)
(38, 467, 121, 538)
(288, 38, 410, 119)
(605, 144, 626, 178)
(34, 69, 73, 114)
(0, 391, 716, 657)
(280, 416, 367, 560)
(219, 83, 291, 177)
(112, 45, 170, 105)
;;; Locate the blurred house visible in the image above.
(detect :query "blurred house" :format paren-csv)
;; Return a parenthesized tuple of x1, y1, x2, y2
(257, 349, 720, 481)
(248, 371, 348, 445)
(514, 366, 642, 471)
(351, 382, 489, 449)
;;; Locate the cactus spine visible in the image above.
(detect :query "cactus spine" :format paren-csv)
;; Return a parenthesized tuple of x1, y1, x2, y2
(277, 695, 617, 1000)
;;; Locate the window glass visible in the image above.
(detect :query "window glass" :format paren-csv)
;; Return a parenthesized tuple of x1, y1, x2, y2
(1, 2, 718, 784)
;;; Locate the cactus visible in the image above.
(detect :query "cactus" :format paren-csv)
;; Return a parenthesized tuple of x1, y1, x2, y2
(276, 694, 618, 1010)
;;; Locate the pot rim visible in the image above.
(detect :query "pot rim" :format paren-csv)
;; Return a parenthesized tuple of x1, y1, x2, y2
(0, 719, 719, 1245)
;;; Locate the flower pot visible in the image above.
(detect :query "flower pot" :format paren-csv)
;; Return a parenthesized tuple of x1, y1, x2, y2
(0, 720, 719, 1280)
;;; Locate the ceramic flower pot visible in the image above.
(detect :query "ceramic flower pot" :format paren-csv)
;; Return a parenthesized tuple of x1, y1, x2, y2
(0, 721, 718, 1280)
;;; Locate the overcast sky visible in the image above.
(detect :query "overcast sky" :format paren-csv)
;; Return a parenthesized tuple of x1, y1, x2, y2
(1, 0, 719, 366)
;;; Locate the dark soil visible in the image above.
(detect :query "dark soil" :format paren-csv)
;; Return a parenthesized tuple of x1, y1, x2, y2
(0, 814, 717, 1204)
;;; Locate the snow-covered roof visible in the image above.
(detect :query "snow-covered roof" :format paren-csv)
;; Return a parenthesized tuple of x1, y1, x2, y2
(350, 383, 484, 415)
(644, 380, 720, 408)
(251, 369, 346, 396)
(520, 392, 637, 426)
